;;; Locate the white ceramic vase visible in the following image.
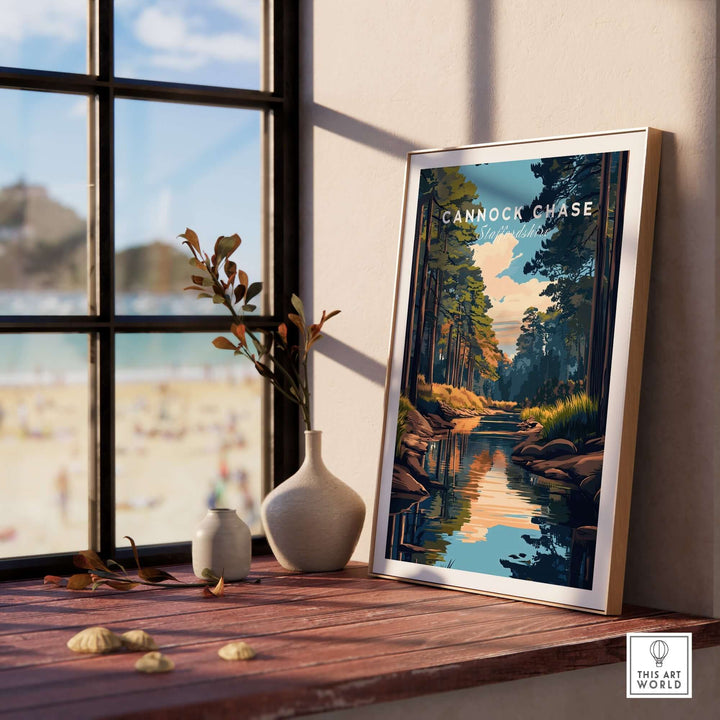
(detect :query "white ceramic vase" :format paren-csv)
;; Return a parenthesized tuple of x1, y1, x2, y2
(192, 508, 251, 580)
(261, 430, 365, 572)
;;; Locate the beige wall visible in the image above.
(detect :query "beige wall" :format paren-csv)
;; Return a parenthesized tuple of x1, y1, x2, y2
(301, 0, 717, 617)
(299, 0, 717, 715)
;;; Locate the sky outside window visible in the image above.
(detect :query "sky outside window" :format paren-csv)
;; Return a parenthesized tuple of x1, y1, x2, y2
(0, 0, 87, 73)
(114, 0, 262, 89)
(114, 99, 262, 315)
(0, 2, 264, 316)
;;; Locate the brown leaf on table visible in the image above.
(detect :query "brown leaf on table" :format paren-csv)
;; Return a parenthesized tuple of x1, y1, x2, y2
(43, 575, 65, 587)
(139, 567, 179, 583)
(123, 535, 178, 583)
(67, 574, 94, 591)
(73, 550, 110, 573)
(103, 580, 139, 591)
(202, 575, 225, 597)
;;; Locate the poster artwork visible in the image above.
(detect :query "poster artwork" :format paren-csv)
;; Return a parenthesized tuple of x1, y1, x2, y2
(387, 151, 629, 590)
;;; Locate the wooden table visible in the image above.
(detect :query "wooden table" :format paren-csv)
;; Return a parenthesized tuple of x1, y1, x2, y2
(1, 557, 719, 719)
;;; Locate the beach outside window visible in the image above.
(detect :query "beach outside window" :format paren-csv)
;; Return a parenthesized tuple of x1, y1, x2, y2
(0, 1, 298, 573)
(0, 334, 89, 557)
(115, 334, 263, 546)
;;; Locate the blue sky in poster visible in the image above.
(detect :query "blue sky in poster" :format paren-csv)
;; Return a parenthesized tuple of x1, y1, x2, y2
(0, 1, 262, 267)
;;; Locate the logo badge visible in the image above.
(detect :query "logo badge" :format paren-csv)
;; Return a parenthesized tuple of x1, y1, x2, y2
(627, 633, 692, 698)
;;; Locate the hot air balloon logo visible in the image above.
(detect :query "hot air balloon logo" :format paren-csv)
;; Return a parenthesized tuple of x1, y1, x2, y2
(649, 639, 669, 667)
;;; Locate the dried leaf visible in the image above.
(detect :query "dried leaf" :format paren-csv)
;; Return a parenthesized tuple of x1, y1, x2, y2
(306, 333, 323, 351)
(73, 550, 110, 573)
(241, 304, 256, 313)
(230, 324, 247, 347)
(188, 257, 205, 269)
(67, 573, 94, 591)
(287, 313, 304, 332)
(245, 282, 262, 304)
(290, 293, 305, 322)
(103, 580, 139, 591)
(212, 294, 226, 304)
(196, 292, 213, 299)
(213, 336, 237, 351)
(124, 535, 142, 573)
(43, 575, 65, 587)
(179, 228, 201, 254)
(277, 323, 287, 343)
(237, 270, 249, 291)
(213, 234, 241, 263)
(202, 575, 225, 597)
(253, 361, 274, 380)
(201, 568, 221, 582)
(323, 309, 341, 322)
(139, 567, 179, 584)
(224, 259, 237, 281)
(106, 558, 128, 574)
(234, 284, 246, 304)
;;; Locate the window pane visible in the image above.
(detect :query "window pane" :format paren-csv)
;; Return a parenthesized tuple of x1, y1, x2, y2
(0, 1, 87, 74)
(115, 333, 263, 547)
(114, 100, 263, 316)
(114, 0, 263, 90)
(0, 90, 88, 315)
(0, 334, 89, 559)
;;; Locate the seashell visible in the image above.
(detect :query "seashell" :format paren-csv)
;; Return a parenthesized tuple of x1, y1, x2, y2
(120, 630, 158, 652)
(67, 626, 122, 654)
(135, 651, 174, 673)
(218, 641, 256, 661)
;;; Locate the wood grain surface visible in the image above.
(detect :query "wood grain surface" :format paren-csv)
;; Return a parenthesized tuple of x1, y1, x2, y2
(0, 557, 718, 719)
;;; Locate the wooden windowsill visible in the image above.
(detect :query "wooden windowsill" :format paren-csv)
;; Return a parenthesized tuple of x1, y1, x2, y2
(1, 556, 719, 719)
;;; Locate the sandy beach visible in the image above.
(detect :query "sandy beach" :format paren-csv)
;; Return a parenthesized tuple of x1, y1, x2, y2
(0, 373, 263, 561)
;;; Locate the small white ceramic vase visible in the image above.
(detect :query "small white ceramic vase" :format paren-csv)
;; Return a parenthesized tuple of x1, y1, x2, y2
(192, 508, 251, 580)
(261, 430, 365, 572)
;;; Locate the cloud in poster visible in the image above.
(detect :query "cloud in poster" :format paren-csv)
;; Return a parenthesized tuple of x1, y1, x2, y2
(473, 233, 551, 356)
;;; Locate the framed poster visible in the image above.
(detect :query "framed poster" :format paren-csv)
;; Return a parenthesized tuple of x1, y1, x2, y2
(370, 129, 661, 614)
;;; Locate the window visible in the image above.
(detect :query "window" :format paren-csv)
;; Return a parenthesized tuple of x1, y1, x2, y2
(0, 1, 299, 578)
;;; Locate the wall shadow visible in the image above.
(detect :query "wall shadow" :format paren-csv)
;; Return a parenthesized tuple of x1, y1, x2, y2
(300, 0, 495, 398)
(315, 334, 387, 387)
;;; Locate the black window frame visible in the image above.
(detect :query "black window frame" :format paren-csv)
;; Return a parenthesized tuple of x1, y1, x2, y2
(0, 0, 299, 580)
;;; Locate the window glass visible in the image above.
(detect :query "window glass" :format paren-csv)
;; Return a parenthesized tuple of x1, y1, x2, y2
(114, 99, 262, 315)
(0, 90, 89, 315)
(115, 333, 263, 547)
(0, 1, 87, 74)
(114, 0, 263, 89)
(0, 333, 89, 559)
